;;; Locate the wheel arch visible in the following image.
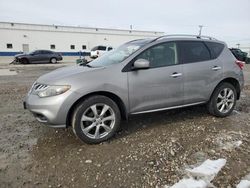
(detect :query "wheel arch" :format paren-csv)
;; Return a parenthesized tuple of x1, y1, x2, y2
(66, 91, 128, 127)
(50, 57, 57, 61)
(20, 57, 29, 64)
(211, 77, 241, 100)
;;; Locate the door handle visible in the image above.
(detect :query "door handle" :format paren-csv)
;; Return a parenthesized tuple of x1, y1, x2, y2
(171, 72, 182, 78)
(212, 66, 222, 71)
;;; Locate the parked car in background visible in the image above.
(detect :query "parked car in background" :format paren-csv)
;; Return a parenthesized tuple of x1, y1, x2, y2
(24, 35, 244, 144)
(229, 48, 248, 62)
(13, 50, 63, 64)
(246, 57, 250, 64)
(90, 45, 113, 58)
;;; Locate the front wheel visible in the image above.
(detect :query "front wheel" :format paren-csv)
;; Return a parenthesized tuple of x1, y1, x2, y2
(21, 58, 29, 64)
(72, 95, 121, 144)
(207, 82, 237, 117)
(50, 57, 57, 64)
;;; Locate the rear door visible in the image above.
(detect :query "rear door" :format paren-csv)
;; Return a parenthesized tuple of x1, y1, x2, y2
(179, 41, 224, 104)
(41, 50, 53, 63)
(128, 42, 183, 113)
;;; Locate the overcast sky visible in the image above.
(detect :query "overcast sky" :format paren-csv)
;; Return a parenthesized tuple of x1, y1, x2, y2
(0, 0, 250, 47)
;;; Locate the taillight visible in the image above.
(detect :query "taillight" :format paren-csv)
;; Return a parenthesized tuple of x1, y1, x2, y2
(235, 60, 245, 70)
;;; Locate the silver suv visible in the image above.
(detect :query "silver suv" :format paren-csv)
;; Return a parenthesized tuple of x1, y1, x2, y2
(24, 35, 244, 144)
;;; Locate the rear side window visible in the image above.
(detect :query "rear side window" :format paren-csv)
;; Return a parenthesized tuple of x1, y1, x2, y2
(205, 42, 224, 59)
(42, 50, 53, 54)
(179, 41, 210, 63)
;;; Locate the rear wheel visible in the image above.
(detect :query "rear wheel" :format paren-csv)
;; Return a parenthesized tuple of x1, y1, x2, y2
(72, 95, 121, 144)
(50, 57, 57, 64)
(207, 82, 236, 117)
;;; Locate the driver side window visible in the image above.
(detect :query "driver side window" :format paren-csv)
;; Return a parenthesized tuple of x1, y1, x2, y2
(136, 42, 178, 68)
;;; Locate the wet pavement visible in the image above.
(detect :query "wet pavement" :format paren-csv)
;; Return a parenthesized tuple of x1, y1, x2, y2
(0, 64, 250, 188)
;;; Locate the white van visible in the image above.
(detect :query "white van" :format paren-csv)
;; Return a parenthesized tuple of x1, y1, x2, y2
(90, 45, 113, 58)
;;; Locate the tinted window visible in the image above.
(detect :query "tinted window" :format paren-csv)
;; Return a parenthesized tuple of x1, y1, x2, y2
(179, 41, 210, 63)
(41, 50, 53, 54)
(108, 47, 113, 51)
(70, 45, 75, 50)
(91, 46, 107, 51)
(205, 42, 224, 59)
(136, 42, 178, 68)
(98, 46, 106, 51)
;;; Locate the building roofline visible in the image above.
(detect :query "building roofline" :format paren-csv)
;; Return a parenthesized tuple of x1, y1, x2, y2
(0, 21, 164, 34)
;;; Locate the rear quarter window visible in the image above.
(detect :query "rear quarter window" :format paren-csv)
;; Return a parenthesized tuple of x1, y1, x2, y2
(205, 42, 224, 59)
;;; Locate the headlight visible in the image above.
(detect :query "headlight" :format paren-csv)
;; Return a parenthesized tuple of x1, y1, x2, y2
(37, 85, 71, 98)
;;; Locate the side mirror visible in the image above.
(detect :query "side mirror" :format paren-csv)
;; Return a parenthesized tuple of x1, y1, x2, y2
(133, 59, 150, 70)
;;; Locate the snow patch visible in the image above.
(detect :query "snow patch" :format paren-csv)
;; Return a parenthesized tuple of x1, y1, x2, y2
(168, 178, 207, 188)
(186, 159, 226, 182)
(168, 159, 226, 188)
(215, 131, 243, 151)
(236, 180, 250, 188)
(233, 110, 241, 115)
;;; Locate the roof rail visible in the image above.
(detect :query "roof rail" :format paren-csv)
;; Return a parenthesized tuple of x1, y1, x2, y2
(152, 34, 218, 42)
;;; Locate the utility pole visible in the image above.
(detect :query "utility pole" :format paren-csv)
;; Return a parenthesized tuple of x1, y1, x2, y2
(198, 25, 203, 36)
(236, 43, 240, 49)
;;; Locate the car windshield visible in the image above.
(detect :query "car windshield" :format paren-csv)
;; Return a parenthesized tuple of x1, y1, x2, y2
(88, 40, 150, 67)
(28, 50, 37, 54)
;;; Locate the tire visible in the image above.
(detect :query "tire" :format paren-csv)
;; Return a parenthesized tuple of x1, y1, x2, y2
(50, 57, 57, 64)
(21, 58, 29, 64)
(72, 95, 121, 144)
(207, 82, 237, 117)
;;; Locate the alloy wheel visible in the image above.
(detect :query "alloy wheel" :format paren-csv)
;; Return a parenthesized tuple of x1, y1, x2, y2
(80, 103, 115, 139)
(216, 88, 235, 113)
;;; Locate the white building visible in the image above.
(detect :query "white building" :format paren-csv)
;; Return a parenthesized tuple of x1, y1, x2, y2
(0, 22, 164, 56)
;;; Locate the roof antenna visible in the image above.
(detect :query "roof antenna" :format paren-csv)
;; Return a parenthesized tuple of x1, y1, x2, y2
(198, 25, 203, 38)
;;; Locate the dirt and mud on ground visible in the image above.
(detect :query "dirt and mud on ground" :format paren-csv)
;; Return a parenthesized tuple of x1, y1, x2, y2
(0, 64, 250, 188)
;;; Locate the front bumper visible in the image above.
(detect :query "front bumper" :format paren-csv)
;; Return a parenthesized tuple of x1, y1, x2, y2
(24, 90, 80, 128)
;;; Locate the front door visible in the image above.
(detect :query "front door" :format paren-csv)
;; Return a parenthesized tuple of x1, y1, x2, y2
(128, 42, 183, 114)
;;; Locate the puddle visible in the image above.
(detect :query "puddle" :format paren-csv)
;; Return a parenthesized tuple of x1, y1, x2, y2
(0, 69, 17, 76)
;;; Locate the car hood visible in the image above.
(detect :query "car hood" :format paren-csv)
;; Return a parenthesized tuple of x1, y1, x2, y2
(36, 65, 105, 84)
(15, 53, 27, 58)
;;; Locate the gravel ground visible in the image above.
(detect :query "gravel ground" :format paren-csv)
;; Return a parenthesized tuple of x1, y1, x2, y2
(0, 64, 250, 188)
